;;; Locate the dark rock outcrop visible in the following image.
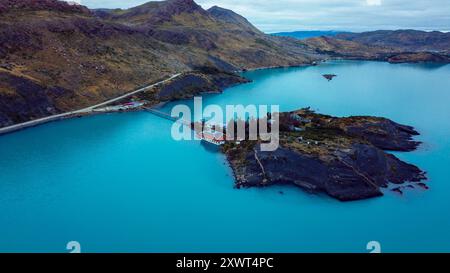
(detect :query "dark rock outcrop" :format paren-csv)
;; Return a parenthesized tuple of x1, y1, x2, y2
(155, 69, 250, 100)
(323, 74, 336, 81)
(222, 109, 427, 201)
(227, 142, 425, 201)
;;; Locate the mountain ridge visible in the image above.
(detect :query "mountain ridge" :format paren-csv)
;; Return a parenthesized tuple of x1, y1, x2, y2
(0, 0, 318, 128)
(106, 0, 212, 26)
(336, 29, 450, 53)
(207, 5, 261, 33)
(0, 0, 90, 14)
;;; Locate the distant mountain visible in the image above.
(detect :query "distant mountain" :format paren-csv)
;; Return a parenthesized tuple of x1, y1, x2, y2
(385, 52, 450, 64)
(303, 36, 450, 63)
(302, 36, 395, 60)
(272, 30, 350, 40)
(336, 30, 450, 53)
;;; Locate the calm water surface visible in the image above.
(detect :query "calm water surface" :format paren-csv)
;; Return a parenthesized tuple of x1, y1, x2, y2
(1, 61, 449, 252)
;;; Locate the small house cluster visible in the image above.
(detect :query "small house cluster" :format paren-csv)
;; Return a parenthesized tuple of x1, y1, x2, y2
(94, 101, 147, 112)
(288, 113, 311, 132)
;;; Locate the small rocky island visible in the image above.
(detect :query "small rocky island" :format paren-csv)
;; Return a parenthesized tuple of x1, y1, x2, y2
(323, 74, 337, 81)
(222, 109, 427, 201)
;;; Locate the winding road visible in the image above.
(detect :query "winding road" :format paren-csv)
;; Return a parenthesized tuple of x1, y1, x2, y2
(0, 73, 182, 135)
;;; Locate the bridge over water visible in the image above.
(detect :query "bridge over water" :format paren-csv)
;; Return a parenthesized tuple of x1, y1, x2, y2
(144, 107, 226, 146)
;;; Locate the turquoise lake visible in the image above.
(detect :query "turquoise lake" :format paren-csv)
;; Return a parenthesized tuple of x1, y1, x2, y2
(0, 61, 449, 253)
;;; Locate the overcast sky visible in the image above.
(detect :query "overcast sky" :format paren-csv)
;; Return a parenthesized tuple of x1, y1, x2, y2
(80, 0, 450, 33)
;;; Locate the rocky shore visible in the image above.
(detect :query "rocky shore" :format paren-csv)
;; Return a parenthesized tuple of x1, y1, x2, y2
(387, 52, 450, 64)
(222, 109, 427, 201)
(133, 67, 251, 103)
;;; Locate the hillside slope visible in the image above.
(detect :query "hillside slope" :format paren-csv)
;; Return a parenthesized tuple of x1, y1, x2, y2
(98, 0, 318, 69)
(0, 0, 319, 127)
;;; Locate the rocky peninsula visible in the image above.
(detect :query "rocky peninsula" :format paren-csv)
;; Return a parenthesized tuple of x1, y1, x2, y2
(222, 109, 427, 201)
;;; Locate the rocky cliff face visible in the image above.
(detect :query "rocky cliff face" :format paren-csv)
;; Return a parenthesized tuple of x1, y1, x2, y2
(129, 68, 250, 104)
(230, 143, 424, 201)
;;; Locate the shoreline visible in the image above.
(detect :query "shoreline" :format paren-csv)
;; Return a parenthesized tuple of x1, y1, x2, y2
(237, 62, 317, 73)
(2, 58, 445, 137)
(0, 73, 181, 136)
(0, 59, 432, 201)
(1, 63, 303, 136)
(222, 109, 426, 201)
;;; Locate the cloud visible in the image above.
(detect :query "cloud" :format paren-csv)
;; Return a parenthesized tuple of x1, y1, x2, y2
(81, 0, 450, 33)
(366, 0, 382, 6)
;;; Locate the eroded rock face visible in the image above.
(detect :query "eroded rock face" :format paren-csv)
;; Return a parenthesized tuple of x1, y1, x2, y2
(155, 69, 250, 100)
(229, 143, 425, 201)
(223, 109, 427, 201)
